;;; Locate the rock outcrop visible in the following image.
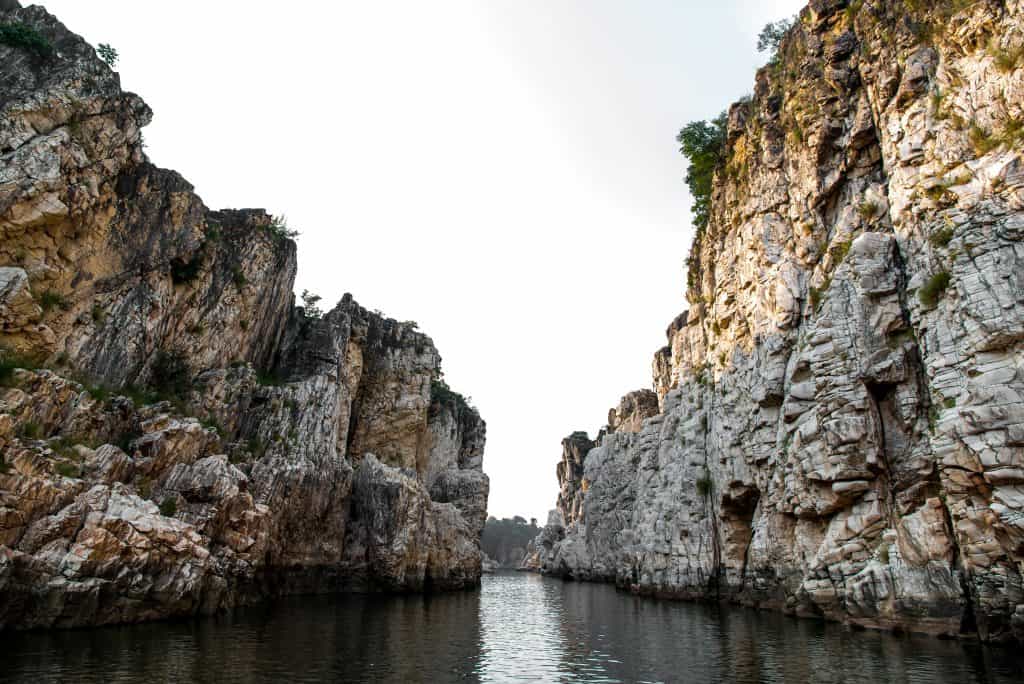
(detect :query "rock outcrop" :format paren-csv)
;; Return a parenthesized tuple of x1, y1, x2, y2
(0, 4, 486, 629)
(534, 0, 1024, 644)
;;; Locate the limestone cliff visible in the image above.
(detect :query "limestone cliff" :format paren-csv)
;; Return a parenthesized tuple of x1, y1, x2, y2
(0, 4, 487, 629)
(534, 0, 1024, 644)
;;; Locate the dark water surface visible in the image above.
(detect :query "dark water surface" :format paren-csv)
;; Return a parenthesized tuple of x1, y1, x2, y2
(3, 572, 1022, 683)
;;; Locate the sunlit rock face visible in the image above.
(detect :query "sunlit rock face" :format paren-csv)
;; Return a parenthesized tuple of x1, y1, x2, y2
(0, 4, 486, 629)
(535, 0, 1024, 644)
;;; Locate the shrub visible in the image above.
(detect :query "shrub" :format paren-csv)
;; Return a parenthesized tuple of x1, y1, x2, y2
(200, 417, 224, 436)
(696, 470, 713, 497)
(55, 462, 79, 478)
(757, 17, 795, 59)
(246, 437, 267, 460)
(300, 290, 323, 319)
(18, 421, 42, 440)
(159, 497, 177, 517)
(256, 371, 283, 387)
(0, 348, 40, 387)
(969, 123, 998, 155)
(830, 239, 852, 265)
(265, 215, 299, 241)
(0, 22, 53, 58)
(150, 349, 191, 399)
(96, 43, 118, 67)
(431, 378, 472, 413)
(929, 225, 955, 248)
(39, 290, 68, 312)
(919, 271, 951, 308)
(989, 39, 1024, 73)
(232, 267, 247, 288)
(677, 114, 728, 233)
(86, 383, 110, 402)
(91, 303, 107, 325)
(857, 200, 878, 221)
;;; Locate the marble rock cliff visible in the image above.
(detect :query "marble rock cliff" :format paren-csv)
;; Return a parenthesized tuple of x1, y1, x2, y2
(532, 0, 1024, 644)
(0, 4, 487, 629)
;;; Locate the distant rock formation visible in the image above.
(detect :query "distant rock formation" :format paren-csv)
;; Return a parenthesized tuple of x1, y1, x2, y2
(0, 4, 486, 629)
(531, 0, 1024, 644)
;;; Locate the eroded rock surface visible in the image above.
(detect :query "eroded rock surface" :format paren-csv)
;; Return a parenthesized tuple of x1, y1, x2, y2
(533, 0, 1024, 644)
(0, 5, 486, 629)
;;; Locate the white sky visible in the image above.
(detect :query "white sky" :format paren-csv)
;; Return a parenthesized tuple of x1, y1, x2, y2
(44, 0, 804, 522)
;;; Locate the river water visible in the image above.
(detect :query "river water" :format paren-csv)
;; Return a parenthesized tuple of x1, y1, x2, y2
(3, 572, 1022, 683)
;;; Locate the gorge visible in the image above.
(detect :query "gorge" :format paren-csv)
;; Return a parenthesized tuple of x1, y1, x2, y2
(1, 0, 1024, 676)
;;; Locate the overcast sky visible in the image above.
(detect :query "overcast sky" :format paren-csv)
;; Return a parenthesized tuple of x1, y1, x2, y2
(46, 0, 804, 522)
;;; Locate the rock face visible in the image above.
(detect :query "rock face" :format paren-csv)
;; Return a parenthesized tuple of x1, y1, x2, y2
(534, 0, 1024, 644)
(0, 5, 486, 629)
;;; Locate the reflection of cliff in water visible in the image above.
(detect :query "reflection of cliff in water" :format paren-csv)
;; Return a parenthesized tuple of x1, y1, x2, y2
(4, 574, 1021, 683)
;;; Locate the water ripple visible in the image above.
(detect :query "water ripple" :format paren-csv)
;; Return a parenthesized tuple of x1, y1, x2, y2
(2, 572, 1021, 683)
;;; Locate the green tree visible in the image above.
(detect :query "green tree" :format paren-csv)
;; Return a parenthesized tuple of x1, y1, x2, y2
(757, 17, 795, 57)
(676, 113, 728, 233)
(96, 43, 118, 67)
(300, 290, 323, 319)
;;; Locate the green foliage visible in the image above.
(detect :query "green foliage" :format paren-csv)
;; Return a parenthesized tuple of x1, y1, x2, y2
(943, 397, 957, 409)
(55, 462, 80, 478)
(200, 417, 224, 436)
(969, 123, 998, 155)
(0, 348, 40, 387)
(117, 428, 141, 454)
(481, 516, 540, 565)
(989, 39, 1024, 73)
(929, 225, 955, 248)
(830, 239, 852, 265)
(18, 420, 42, 440)
(159, 497, 177, 517)
(85, 383, 110, 402)
(39, 290, 68, 312)
(431, 378, 472, 413)
(0, 22, 53, 58)
(757, 16, 795, 60)
(246, 436, 267, 460)
(695, 470, 713, 498)
(677, 114, 728, 234)
(232, 267, 247, 288)
(857, 200, 879, 221)
(918, 271, 951, 308)
(91, 303, 107, 325)
(265, 215, 299, 242)
(300, 289, 323, 319)
(170, 255, 203, 284)
(96, 43, 118, 67)
(256, 370, 283, 387)
(150, 349, 191, 399)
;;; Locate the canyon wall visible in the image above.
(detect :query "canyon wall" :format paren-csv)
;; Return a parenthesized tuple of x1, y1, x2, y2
(533, 0, 1024, 644)
(0, 3, 487, 629)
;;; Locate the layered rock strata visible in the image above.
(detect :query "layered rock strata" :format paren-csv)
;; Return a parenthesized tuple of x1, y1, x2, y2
(0, 4, 486, 629)
(533, 0, 1024, 644)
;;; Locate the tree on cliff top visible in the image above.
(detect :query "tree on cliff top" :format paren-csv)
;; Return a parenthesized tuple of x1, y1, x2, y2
(677, 113, 727, 234)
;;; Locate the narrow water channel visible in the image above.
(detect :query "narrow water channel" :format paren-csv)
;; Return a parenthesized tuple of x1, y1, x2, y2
(4, 572, 1022, 683)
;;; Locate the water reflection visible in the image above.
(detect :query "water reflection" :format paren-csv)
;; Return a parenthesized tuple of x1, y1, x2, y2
(2, 572, 1021, 683)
